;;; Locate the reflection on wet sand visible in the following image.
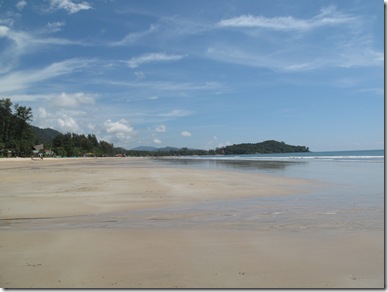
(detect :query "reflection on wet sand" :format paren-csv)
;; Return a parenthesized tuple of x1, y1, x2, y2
(155, 157, 307, 172)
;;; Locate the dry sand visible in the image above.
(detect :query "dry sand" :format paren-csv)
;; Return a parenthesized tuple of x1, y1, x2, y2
(0, 157, 384, 288)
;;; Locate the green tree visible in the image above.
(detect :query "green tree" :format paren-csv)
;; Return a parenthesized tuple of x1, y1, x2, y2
(13, 104, 34, 155)
(0, 99, 34, 156)
(99, 140, 114, 156)
(0, 98, 13, 146)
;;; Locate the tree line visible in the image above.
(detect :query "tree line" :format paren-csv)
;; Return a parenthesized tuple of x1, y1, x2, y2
(0, 98, 34, 156)
(0, 98, 116, 157)
(0, 98, 310, 158)
(123, 141, 309, 157)
(52, 133, 115, 157)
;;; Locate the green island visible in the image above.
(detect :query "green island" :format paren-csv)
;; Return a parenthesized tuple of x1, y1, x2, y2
(0, 98, 309, 157)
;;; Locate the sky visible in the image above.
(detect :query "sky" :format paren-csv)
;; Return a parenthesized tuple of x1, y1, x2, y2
(0, 0, 384, 151)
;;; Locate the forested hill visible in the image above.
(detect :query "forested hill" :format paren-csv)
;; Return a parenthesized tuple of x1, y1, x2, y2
(31, 125, 61, 145)
(219, 140, 309, 155)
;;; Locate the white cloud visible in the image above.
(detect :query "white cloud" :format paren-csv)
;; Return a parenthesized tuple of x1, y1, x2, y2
(127, 53, 184, 68)
(0, 32, 65, 78)
(103, 79, 222, 94)
(45, 22, 66, 33)
(104, 119, 135, 135)
(339, 49, 384, 68)
(111, 24, 158, 46)
(102, 119, 136, 147)
(16, 1, 27, 10)
(211, 6, 383, 71)
(0, 24, 90, 76)
(151, 81, 220, 91)
(134, 71, 145, 81)
(181, 131, 192, 137)
(87, 123, 95, 131)
(37, 107, 49, 119)
(159, 109, 192, 118)
(33, 104, 97, 134)
(155, 125, 166, 133)
(0, 59, 92, 94)
(57, 115, 81, 133)
(52, 92, 95, 108)
(48, 0, 92, 14)
(217, 6, 356, 31)
(153, 138, 162, 144)
(0, 24, 80, 50)
(0, 26, 9, 37)
(31, 106, 57, 129)
(206, 40, 382, 72)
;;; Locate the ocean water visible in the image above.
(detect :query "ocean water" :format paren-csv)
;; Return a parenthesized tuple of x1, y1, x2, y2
(165, 149, 384, 162)
(152, 149, 384, 232)
(154, 149, 383, 178)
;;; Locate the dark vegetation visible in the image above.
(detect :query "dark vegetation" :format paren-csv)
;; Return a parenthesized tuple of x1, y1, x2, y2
(0, 98, 34, 157)
(126, 141, 309, 157)
(31, 125, 62, 145)
(218, 140, 309, 155)
(0, 98, 309, 157)
(0, 98, 115, 157)
(52, 133, 115, 157)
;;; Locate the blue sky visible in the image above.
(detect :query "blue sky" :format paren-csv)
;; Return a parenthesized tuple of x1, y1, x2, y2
(0, 0, 383, 151)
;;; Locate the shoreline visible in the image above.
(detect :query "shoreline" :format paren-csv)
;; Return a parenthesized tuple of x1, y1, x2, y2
(0, 157, 383, 288)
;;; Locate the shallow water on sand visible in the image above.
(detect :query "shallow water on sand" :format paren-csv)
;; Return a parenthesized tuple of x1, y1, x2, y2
(150, 158, 384, 232)
(4, 158, 383, 233)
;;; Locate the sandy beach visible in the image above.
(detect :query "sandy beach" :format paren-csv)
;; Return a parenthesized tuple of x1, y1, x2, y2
(0, 157, 384, 288)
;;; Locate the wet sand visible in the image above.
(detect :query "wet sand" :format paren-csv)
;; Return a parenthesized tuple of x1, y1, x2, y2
(0, 157, 384, 288)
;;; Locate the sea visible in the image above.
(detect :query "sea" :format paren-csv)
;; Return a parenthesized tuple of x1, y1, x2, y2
(151, 149, 384, 232)
(154, 149, 383, 177)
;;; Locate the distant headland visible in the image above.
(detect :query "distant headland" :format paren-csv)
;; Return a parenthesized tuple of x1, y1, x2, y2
(212, 140, 310, 155)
